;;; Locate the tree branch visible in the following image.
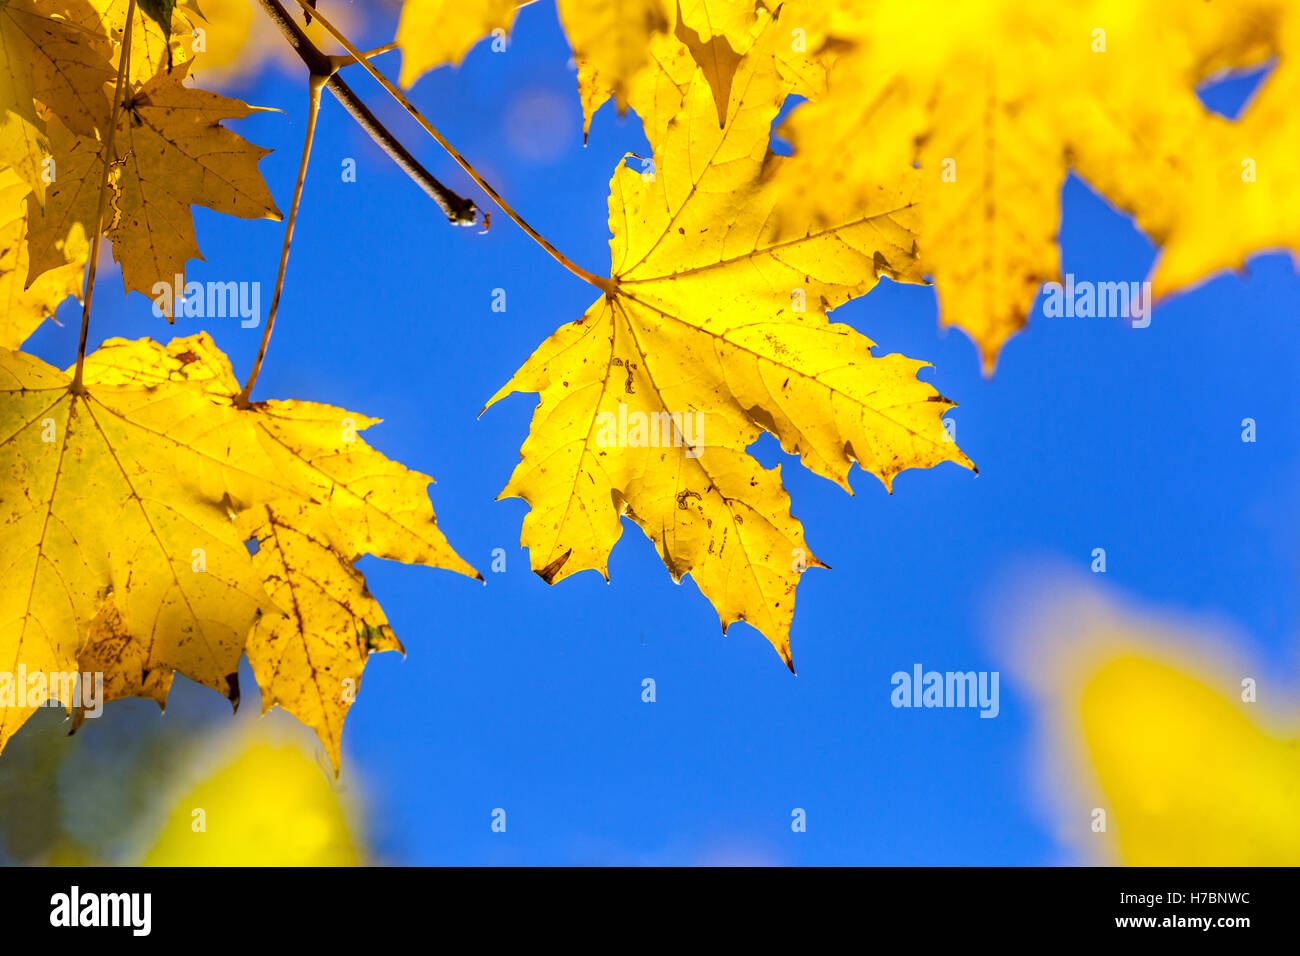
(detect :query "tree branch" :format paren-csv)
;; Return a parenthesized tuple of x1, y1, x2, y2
(256, 0, 479, 225)
(287, 0, 613, 294)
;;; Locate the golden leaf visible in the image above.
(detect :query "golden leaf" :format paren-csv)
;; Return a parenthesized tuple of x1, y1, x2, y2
(25, 61, 280, 305)
(80, 333, 480, 768)
(558, 0, 832, 143)
(0, 168, 86, 349)
(395, 0, 524, 86)
(556, 0, 669, 134)
(0, 343, 275, 753)
(238, 502, 404, 773)
(0, 0, 116, 201)
(487, 40, 971, 666)
(0, 334, 477, 764)
(1022, 594, 1300, 866)
(772, 0, 1300, 371)
(623, 0, 832, 148)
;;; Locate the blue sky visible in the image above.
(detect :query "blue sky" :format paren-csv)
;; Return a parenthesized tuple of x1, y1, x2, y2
(25, 3, 1298, 864)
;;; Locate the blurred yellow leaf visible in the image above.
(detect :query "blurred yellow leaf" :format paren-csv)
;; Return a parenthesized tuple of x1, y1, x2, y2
(1082, 655, 1300, 866)
(1017, 591, 1300, 867)
(141, 737, 360, 865)
(773, 0, 1300, 371)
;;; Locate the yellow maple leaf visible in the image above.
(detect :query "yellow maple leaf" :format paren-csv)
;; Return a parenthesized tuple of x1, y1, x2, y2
(78, 333, 481, 768)
(620, 0, 833, 149)
(396, 0, 524, 87)
(237, 503, 404, 772)
(0, 0, 117, 201)
(486, 40, 971, 666)
(0, 333, 477, 765)
(1071, 0, 1300, 298)
(555, 0, 669, 134)
(773, 0, 1300, 372)
(25, 60, 280, 305)
(70, 0, 196, 80)
(394, 0, 835, 144)
(0, 168, 86, 349)
(0, 343, 276, 754)
(568, 0, 840, 142)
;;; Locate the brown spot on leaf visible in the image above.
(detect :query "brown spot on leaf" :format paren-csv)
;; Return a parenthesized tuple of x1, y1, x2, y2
(536, 549, 572, 584)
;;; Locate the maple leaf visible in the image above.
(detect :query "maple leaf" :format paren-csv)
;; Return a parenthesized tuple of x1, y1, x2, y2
(68, 0, 195, 79)
(554, 0, 669, 133)
(0, 342, 276, 754)
(393, 0, 835, 143)
(238, 502, 405, 771)
(555, 0, 837, 141)
(0, 333, 477, 764)
(77, 333, 481, 767)
(771, 0, 1300, 372)
(25, 60, 280, 307)
(486, 40, 971, 666)
(1071, 0, 1300, 298)
(619, 0, 834, 148)
(0, 168, 86, 348)
(395, 0, 524, 87)
(0, 0, 117, 201)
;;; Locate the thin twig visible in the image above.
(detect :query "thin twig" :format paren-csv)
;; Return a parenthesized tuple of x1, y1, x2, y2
(238, 75, 324, 406)
(355, 42, 399, 60)
(287, 0, 614, 294)
(256, 0, 478, 225)
(72, 0, 137, 391)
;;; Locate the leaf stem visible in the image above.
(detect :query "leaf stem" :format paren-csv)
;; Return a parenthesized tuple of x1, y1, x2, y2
(238, 75, 325, 406)
(256, 0, 478, 224)
(71, 0, 137, 392)
(287, 0, 614, 294)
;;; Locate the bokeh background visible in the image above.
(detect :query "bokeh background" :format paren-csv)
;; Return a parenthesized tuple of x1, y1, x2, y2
(2, 0, 1296, 865)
